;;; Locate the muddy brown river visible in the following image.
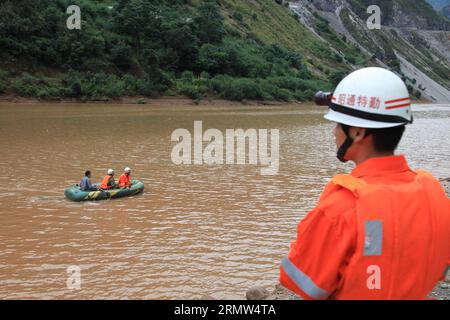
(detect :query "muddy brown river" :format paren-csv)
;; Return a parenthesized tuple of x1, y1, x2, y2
(0, 102, 449, 299)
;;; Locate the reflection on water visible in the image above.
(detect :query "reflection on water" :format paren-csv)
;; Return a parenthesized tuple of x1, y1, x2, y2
(0, 102, 449, 299)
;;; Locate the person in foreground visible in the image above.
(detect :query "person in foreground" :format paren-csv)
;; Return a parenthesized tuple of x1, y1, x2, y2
(80, 170, 98, 191)
(279, 67, 450, 300)
(118, 167, 132, 188)
(99, 168, 119, 190)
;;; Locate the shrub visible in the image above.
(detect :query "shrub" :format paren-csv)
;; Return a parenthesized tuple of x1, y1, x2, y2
(333, 53, 344, 63)
(293, 89, 315, 101)
(233, 11, 243, 22)
(330, 70, 346, 86)
(0, 70, 8, 93)
(273, 88, 292, 101)
(413, 90, 422, 100)
(223, 78, 264, 101)
(0, 79, 6, 93)
(200, 71, 211, 80)
(83, 73, 125, 98)
(12, 73, 65, 98)
(180, 70, 195, 83)
(180, 85, 201, 100)
(135, 77, 161, 97)
(111, 43, 134, 70)
(210, 75, 232, 93)
(270, 76, 301, 91)
(346, 55, 356, 64)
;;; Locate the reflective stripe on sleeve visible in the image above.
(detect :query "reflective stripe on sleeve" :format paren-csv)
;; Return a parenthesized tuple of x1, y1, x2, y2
(364, 220, 383, 256)
(281, 257, 331, 299)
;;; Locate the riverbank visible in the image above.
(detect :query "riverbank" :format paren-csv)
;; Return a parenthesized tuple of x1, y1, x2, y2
(243, 179, 450, 300)
(0, 95, 303, 108)
(0, 94, 430, 107)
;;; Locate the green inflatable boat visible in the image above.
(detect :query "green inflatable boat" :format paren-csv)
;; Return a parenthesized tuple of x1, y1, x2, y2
(65, 180, 144, 202)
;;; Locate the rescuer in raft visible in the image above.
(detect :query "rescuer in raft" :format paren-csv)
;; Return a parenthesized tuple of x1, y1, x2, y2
(279, 67, 450, 300)
(99, 169, 119, 190)
(117, 167, 132, 188)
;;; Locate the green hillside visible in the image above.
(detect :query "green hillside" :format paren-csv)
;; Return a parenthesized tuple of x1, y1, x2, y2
(0, 0, 364, 102)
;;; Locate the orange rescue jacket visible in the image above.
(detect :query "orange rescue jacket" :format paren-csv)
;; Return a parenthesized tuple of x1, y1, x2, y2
(280, 157, 450, 300)
(100, 175, 115, 190)
(118, 173, 131, 188)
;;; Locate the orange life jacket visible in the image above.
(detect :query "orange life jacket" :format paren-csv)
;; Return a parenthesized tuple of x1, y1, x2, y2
(328, 170, 450, 299)
(100, 175, 114, 190)
(118, 173, 131, 188)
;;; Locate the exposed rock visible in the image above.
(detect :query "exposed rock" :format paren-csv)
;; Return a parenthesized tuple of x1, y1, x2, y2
(429, 282, 450, 300)
(250, 280, 450, 300)
(441, 179, 450, 197)
(270, 283, 302, 300)
(310, 0, 341, 12)
(245, 284, 301, 300)
(134, 98, 147, 104)
(246, 286, 271, 300)
(398, 54, 450, 103)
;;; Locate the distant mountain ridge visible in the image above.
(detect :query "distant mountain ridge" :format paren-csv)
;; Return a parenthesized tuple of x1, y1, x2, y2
(426, 0, 450, 18)
(442, 5, 450, 18)
(426, 0, 450, 10)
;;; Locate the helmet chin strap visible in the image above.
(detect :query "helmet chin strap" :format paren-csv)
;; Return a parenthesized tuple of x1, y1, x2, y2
(337, 124, 353, 163)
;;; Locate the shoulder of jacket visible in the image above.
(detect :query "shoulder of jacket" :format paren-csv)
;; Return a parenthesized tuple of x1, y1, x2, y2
(415, 170, 449, 199)
(415, 169, 441, 184)
(319, 174, 365, 199)
(317, 177, 358, 220)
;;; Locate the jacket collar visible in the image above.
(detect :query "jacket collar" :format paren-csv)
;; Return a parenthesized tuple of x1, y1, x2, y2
(351, 155, 412, 178)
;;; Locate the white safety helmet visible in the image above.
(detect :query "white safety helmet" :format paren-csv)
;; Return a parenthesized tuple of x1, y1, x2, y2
(107, 169, 114, 175)
(324, 67, 413, 129)
(124, 167, 131, 173)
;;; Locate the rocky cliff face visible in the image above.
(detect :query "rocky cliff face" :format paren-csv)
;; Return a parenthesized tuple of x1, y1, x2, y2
(288, 0, 450, 103)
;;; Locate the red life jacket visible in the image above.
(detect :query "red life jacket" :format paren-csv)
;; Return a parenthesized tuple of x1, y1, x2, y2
(118, 173, 131, 188)
(100, 175, 114, 190)
(329, 170, 450, 299)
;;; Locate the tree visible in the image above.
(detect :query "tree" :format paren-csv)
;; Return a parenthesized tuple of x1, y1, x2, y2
(197, 44, 229, 75)
(194, 1, 225, 44)
(113, 0, 162, 52)
(111, 43, 134, 70)
(161, 24, 199, 71)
